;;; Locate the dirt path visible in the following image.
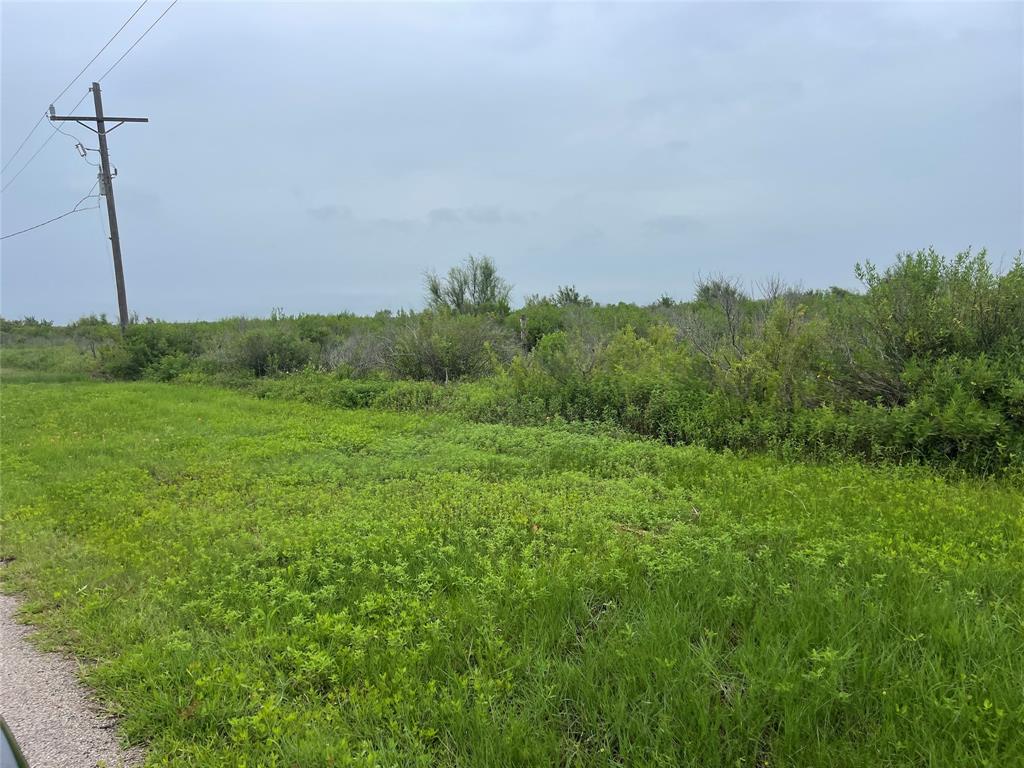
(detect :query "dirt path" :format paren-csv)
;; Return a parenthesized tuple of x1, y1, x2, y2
(0, 594, 144, 768)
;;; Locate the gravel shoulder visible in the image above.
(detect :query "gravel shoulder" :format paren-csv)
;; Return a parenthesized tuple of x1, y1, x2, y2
(0, 593, 144, 768)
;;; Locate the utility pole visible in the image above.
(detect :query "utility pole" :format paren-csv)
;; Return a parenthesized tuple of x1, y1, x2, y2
(50, 82, 148, 333)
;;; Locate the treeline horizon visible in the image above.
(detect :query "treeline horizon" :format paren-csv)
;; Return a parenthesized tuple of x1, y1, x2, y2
(3, 247, 1022, 476)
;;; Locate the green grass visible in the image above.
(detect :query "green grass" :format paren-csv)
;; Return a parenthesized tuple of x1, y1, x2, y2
(0, 343, 97, 382)
(1, 380, 1022, 766)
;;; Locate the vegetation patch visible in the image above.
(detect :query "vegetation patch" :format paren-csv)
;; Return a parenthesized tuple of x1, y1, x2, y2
(3, 249, 1021, 475)
(2, 381, 1022, 766)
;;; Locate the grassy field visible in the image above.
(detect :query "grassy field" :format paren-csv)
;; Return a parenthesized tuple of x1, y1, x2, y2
(1, 379, 1022, 766)
(0, 344, 97, 383)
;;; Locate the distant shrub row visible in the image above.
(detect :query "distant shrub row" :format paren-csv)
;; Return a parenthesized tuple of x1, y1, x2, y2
(3, 249, 1021, 476)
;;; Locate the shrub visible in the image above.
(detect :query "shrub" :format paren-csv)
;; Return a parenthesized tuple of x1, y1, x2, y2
(69, 315, 118, 358)
(385, 312, 515, 383)
(249, 369, 398, 408)
(99, 323, 199, 380)
(552, 285, 593, 307)
(144, 352, 195, 382)
(324, 332, 386, 377)
(227, 328, 314, 377)
(838, 249, 1024, 403)
(425, 255, 512, 316)
(506, 298, 568, 351)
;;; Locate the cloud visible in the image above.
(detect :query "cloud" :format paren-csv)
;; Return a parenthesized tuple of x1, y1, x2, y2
(428, 207, 461, 224)
(644, 215, 703, 234)
(306, 205, 350, 222)
(369, 217, 417, 233)
(463, 206, 505, 225)
(427, 206, 523, 226)
(1, 1, 1019, 321)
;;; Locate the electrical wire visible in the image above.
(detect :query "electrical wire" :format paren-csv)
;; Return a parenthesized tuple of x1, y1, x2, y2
(2, 0, 174, 231)
(1, 0, 149, 174)
(0, 115, 46, 174)
(1, 131, 60, 194)
(98, 0, 179, 83)
(52, 0, 150, 106)
(3, 0, 173, 192)
(0, 180, 101, 241)
(1, 89, 92, 194)
(50, 119, 100, 167)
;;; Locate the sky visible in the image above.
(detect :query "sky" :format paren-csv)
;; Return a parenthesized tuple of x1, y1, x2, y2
(1, 1, 1021, 323)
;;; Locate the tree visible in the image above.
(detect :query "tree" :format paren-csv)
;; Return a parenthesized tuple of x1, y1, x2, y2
(70, 314, 117, 358)
(553, 285, 593, 307)
(426, 255, 512, 316)
(694, 274, 748, 354)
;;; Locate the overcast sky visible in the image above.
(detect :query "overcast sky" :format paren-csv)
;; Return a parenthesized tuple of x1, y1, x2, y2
(2, 1, 1021, 322)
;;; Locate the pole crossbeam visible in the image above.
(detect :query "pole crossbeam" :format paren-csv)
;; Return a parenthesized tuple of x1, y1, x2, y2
(49, 82, 147, 333)
(49, 116, 149, 123)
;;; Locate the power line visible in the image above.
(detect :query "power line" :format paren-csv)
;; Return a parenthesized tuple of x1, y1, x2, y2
(2, 0, 176, 193)
(1, 129, 59, 194)
(50, 117, 100, 168)
(52, 0, 150, 107)
(0, 180, 100, 241)
(98, 0, 179, 83)
(1, 0, 149, 174)
(0, 202, 97, 241)
(1, 90, 91, 194)
(0, 115, 46, 174)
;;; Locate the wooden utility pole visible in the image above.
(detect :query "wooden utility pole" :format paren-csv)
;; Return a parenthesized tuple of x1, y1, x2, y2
(49, 82, 148, 333)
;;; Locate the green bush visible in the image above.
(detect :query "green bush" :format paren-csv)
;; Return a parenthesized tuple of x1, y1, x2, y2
(99, 323, 199, 380)
(840, 249, 1024, 403)
(386, 312, 515, 383)
(68, 315, 118, 358)
(507, 298, 567, 350)
(144, 351, 195, 382)
(227, 328, 315, 376)
(249, 370, 397, 408)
